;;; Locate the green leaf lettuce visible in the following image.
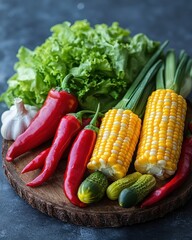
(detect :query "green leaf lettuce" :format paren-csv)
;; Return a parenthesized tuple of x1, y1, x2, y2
(0, 20, 159, 111)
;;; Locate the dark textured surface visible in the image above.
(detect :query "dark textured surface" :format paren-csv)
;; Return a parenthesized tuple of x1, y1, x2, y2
(0, 0, 192, 239)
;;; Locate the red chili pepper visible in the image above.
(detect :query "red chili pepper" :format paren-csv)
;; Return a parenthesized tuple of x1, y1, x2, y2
(6, 88, 78, 162)
(141, 135, 192, 208)
(63, 104, 100, 207)
(22, 113, 97, 176)
(21, 148, 50, 174)
(26, 113, 84, 187)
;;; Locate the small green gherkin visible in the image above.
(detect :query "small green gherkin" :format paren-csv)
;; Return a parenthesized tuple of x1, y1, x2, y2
(118, 174, 156, 208)
(106, 172, 142, 200)
(78, 171, 109, 204)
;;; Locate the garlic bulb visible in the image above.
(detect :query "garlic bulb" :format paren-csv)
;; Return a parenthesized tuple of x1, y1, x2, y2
(1, 98, 38, 140)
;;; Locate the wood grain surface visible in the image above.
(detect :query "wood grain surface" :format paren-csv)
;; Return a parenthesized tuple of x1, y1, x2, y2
(2, 139, 192, 228)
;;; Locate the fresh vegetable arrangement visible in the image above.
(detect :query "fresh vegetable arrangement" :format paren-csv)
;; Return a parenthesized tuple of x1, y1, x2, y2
(1, 20, 192, 212)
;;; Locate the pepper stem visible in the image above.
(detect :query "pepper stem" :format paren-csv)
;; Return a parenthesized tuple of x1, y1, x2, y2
(69, 110, 96, 124)
(61, 73, 74, 93)
(85, 103, 100, 133)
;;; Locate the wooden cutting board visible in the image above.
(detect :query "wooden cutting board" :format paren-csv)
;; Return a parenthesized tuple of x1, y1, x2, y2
(2, 139, 192, 227)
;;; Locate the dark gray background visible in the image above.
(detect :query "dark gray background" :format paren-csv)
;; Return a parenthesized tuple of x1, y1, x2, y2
(0, 0, 192, 239)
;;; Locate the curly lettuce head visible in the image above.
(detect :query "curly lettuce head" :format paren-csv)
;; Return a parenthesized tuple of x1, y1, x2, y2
(0, 20, 159, 111)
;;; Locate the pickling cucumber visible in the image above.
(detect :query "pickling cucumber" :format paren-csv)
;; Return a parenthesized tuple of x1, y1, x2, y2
(106, 172, 142, 200)
(77, 171, 108, 204)
(118, 174, 156, 208)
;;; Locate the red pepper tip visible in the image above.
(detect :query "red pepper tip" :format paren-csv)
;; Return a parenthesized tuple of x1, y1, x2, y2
(140, 202, 150, 208)
(77, 202, 87, 208)
(26, 182, 36, 188)
(70, 199, 87, 208)
(21, 169, 26, 174)
(26, 183, 32, 187)
(6, 156, 13, 162)
(21, 167, 28, 174)
(26, 179, 41, 188)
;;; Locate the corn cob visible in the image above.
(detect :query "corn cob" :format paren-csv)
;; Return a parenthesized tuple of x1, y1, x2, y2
(135, 89, 187, 179)
(135, 50, 191, 180)
(87, 41, 168, 180)
(88, 109, 141, 179)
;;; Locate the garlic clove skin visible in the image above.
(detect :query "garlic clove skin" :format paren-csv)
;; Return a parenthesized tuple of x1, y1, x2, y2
(1, 110, 11, 122)
(1, 98, 38, 140)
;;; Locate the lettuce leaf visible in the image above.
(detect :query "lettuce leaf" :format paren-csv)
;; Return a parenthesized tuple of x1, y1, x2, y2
(0, 20, 159, 111)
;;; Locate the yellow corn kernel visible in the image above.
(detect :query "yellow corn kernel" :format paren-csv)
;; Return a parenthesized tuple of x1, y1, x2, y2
(87, 108, 141, 180)
(135, 89, 187, 180)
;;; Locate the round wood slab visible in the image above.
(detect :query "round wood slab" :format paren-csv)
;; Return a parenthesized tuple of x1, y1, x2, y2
(2, 139, 192, 228)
